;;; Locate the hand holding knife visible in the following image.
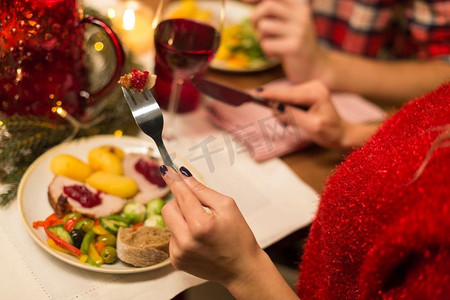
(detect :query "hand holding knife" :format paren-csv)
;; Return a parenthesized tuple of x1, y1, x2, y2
(191, 76, 309, 111)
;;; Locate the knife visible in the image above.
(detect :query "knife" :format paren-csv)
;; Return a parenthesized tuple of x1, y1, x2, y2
(191, 76, 308, 111)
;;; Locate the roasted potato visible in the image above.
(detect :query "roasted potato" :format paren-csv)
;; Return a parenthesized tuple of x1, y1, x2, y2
(98, 145, 125, 159)
(86, 171, 138, 198)
(88, 147, 123, 175)
(50, 154, 92, 182)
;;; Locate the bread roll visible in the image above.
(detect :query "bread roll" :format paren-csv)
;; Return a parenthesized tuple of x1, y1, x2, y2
(117, 226, 170, 267)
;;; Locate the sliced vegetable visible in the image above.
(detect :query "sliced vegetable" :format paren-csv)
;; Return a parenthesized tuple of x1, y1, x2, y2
(86, 256, 100, 267)
(43, 213, 64, 227)
(88, 243, 104, 265)
(79, 254, 88, 264)
(64, 218, 78, 232)
(99, 215, 130, 234)
(47, 238, 70, 254)
(33, 220, 45, 229)
(74, 218, 94, 232)
(92, 224, 110, 236)
(63, 212, 82, 223)
(80, 229, 96, 255)
(44, 226, 81, 257)
(94, 241, 106, 254)
(132, 221, 144, 231)
(47, 225, 73, 245)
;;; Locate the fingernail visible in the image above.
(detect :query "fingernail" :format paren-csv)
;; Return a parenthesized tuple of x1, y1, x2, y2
(160, 165, 168, 175)
(277, 103, 285, 113)
(179, 166, 192, 177)
(256, 87, 264, 93)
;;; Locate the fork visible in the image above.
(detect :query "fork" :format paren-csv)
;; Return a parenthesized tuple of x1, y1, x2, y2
(121, 87, 177, 171)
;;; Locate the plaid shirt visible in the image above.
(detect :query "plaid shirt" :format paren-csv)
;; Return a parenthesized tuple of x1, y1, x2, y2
(312, 0, 450, 60)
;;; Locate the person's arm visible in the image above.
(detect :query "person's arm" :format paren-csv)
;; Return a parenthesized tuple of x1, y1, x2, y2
(318, 51, 450, 104)
(259, 80, 380, 150)
(248, 0, 450, 104)
(224, 249, 298, 300)
(160, 166, 298, 300)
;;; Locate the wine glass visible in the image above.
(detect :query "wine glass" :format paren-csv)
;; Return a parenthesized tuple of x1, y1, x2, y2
(153, 0, 226, 139)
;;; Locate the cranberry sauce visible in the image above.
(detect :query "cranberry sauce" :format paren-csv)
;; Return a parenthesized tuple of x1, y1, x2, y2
(63, 185, 102, 208)
(130, 68, 149, 91)
(134, 158, 167, 188)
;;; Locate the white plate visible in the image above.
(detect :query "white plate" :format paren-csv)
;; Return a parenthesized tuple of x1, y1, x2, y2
(17, 135, 172, 274)
(210, 58, 278, 73)
(210, 1, 278, 73)
(165, 0, 276, 72)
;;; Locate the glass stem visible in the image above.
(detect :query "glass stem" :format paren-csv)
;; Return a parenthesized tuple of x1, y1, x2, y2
(165, 77, 184, 139)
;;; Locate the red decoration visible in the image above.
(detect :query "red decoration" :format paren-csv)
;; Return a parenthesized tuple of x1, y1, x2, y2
(298, 83, 450, 298)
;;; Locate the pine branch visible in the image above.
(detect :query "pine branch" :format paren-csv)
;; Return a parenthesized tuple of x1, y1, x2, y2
(0, 188, 16, 207)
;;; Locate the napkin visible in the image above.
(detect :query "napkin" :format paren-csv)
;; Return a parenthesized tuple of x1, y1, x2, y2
(206, 79, 386, 161)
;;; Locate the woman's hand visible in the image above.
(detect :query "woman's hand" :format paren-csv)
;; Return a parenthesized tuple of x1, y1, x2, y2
(160, 166, 298, 299)
(249, 0, 327, 83)
(260, 80, 378, 149)
(160, 166, 262, 283)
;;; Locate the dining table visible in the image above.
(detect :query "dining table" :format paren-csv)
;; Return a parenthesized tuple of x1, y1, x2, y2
(205, 66, 349, 194)
(0, 64, 352, 300)
(0, 1, 396, 299)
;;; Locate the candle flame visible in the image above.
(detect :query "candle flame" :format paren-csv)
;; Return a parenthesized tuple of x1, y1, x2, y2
(123, 9, 136, 30)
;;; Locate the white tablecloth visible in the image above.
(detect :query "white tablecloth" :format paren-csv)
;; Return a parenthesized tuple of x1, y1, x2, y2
(0, 107, 318, 300)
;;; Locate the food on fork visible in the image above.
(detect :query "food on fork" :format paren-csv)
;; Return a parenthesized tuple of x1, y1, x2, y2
(118, 68, 157, 92)
(117, 226, 171, 267)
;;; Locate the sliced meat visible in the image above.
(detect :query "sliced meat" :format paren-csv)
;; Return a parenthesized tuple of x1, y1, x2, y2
(122, 154, 170, 204)
(48, 175, 127, 219)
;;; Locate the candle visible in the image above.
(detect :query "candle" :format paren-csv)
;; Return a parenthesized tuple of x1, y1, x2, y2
(109, 1, 154, 54)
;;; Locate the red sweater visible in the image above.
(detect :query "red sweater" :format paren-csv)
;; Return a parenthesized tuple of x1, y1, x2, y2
(298, 83, 450, 299)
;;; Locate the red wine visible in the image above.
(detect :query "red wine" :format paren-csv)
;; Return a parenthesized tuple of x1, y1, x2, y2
(154, 18, 220, 79)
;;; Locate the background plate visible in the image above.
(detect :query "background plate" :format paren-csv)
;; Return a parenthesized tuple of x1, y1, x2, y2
(210, 1, 278, 72)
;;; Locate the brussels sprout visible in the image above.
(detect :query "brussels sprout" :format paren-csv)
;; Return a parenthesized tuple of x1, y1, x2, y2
(123, 201, 146, 224)
(146, 198, 166, 216)
(144, 214, 166, 228)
